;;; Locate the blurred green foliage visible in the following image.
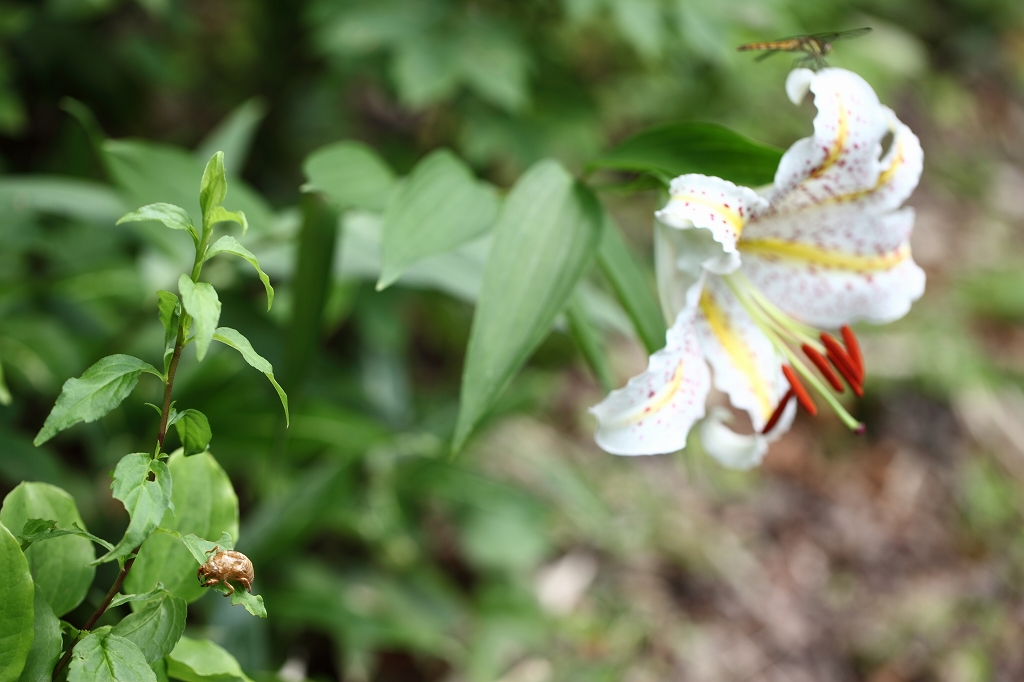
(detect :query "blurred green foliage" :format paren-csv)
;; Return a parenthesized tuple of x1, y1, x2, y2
(2, 0, 1024, 680)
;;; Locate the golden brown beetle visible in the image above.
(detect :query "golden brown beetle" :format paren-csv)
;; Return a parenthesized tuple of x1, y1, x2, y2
(197, 546, 254, 597)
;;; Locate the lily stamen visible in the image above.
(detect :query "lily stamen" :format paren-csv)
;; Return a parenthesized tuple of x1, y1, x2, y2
(782, 365, 817, 416)
(801, 344, 844, 393)
(820, 333, 864, 396)
(840, 325, 864, 376)
(763, 390, 794, 434)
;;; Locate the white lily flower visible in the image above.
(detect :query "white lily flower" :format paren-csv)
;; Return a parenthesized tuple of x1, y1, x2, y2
(590, 67, 924, 468)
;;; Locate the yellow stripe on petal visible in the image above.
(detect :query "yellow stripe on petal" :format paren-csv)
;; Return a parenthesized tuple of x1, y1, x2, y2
(824, 134, 905, 205)
(667, 194, 745, 234)
(809, 92, 848, 179)
(739, 239, 910, 272)
(620, 359, 686, 425)
(699, 291, 773, 418)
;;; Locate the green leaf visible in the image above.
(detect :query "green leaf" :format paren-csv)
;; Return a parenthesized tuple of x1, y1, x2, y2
(212, 328, 289, 426)
(199, 152, 227, 230)
(227, 590, 266, 619)
(156, 292, 179, 340)
(175, 531, 234, 566)
(194, 99, 266, 177)
(68, 628, 156, 682)
(453, 160, 603, 451)
(595, 213, 666, 354)
(34, 355, 162, 446)
(116, 204, 198, 247)
(0, 522, 33, 682)
(0, 177, 127, 225)
(204, 206, 248, 236)
(108, 586, 169, 610)
(204, 236, 273, 310)
(125, 453, 238, 603)
(172, 409, 212, 456)
(15, 518, 114, 553)
(166, 636, 253, 682)
(0, 483, 96, 616)
(587, 122, 783, 188)
(96, 454, 172, 564)
(377, 149, 499, 290)
(302, 141, 396, 212)
(111, 591, 187, 664)
(178, 276, 221, 362)
(284, 193, 340, 390)
(565, 294, 613, 392)
(0, 359, 10, 406)
(16, 583, 61, 682)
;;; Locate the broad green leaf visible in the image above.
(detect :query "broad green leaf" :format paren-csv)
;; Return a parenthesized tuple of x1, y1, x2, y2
(97, 454, 172, 564)
(172, 409, 212, 456)
(178, 276, 221, 362)
(175, 531, 234, 565)
(565, 294, 613, 392)
(212, 328, 289, 426)
(194, 99, 266, 177)
(378, 149, 499, 290)
(227, 590, 266, 619)
(456, 22, 529, 112)
(596, 213, 666, 354)
(0, 177, 126, 225)
(199, 152, 227, 230)
(285, 193, 340, 390)
(116, 204, 198, 247)
(587, 122, 783, 188)
(156, 292, 179, 340)
(15, 518, 114, 553)
(17, 584, 61, 682)
(34, 355, 161, 446)
(125, 452, 238, 603)
(166, 637, 253, 682)
(1, 483, 95, 616)
(0, 522, 33, 682)
(302, 141, 396, 212)
(111, 591, 187, 663)
(68, 628, 156, 682)
(204, 206, 248, 236)
(204, 236, 273, 310)
(453, 160, 603, 451)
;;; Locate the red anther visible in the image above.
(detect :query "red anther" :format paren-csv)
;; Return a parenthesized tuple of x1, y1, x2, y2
(854, 423, 866, 435)
(781, 365, 817, 416)
(827, 349, 865, 398)
(762, 390, 794, 434)
(840, 325, 864, 378)
(802, 344, 844, 393)
(821, 333, 864, 395)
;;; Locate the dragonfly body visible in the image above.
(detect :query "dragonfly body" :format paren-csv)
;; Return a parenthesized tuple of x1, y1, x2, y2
(737, 28, 870, 69)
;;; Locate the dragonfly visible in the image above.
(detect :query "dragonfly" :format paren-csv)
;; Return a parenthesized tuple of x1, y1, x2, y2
(737, 28, 872, 69)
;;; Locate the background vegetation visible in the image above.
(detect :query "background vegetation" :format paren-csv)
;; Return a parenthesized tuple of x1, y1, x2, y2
(3, 0, 1024, 680)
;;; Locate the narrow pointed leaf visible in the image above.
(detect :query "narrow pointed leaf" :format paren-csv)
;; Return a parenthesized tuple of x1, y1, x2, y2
(302, 141, 396, 211)
(565, 294, 613, 392)
(205, 206, 247, 236)
(195, 98, 266, 176)
(454, 160, 603, 451)
(178, 276, 221, 362)
(34, 355, 161, 446)
(205, 236, 273, 309)
(96, 454, 172, 564)
(116, 203, 198, 246)
(213, 328, 289, 426)
(378, 149, 499, 289)
(1, 482, 96, 615)
(199, 152, 227, 229)
(68, 629, 156, 682)
(596, 213, 666, 354)
(0, 522, 33, 682)
(587, 122, 783, 188)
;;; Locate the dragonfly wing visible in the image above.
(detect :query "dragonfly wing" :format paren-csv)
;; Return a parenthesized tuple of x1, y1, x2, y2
(809, 27, 872, 43)
(755, 50, 781, 62)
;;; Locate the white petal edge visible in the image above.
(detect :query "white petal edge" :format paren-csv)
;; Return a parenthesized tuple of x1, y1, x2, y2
(700, 400, 796, 470)
(786, 68, 815, 105)
(590, 308, 711, 456)
(655, 174, 767, 260)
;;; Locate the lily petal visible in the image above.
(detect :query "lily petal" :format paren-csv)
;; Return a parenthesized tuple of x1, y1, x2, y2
(654, 221, 736, 322)
(656, 174, 767, 259)
(590, 308, 711, 456)
(700, 402, 795, 470)
(772, 68, 889, 211)
(693, 276, 788, 431)
(739, 205, 925, 327)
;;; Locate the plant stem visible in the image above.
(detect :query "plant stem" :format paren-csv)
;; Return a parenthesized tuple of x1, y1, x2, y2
(52, 325, 187, 680)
